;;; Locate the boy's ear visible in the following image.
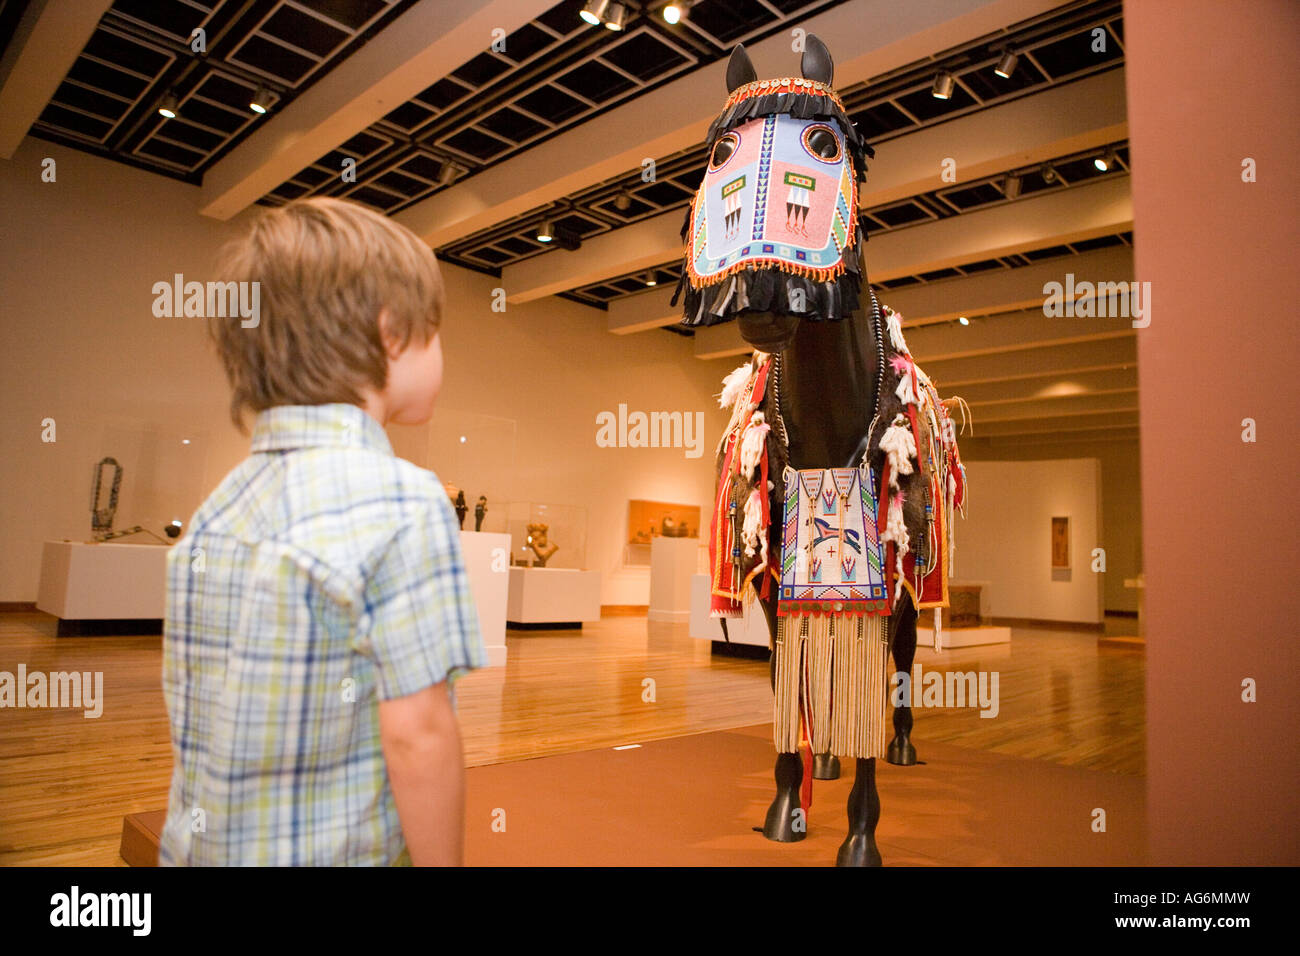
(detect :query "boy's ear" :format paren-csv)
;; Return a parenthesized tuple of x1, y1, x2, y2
(376, 307, 403, 358)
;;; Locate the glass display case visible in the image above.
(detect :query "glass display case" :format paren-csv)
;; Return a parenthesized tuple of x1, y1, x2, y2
(506, 501, 588, 570)
(395, 409, 517, 535)
(65, 416, 212, 544)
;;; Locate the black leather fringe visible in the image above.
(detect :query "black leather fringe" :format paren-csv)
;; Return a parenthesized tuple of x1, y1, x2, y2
(672, 222, 867, 326)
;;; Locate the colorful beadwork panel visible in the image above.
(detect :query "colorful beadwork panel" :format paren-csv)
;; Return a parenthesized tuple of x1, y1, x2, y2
(690, 113, 856, 284)
(778, 465, 888, 615)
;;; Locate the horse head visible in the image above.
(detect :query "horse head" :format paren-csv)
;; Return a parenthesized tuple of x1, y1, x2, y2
(674, 35, 873, 354)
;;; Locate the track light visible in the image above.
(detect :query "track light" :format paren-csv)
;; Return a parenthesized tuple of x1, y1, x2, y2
(931, 71, 955, 100)
(1003, 173, 1022, 200)
(957, 315, 970, 326)
(438, 161, 462, 186)
(604, 2, 627, 30)
(994, 50, 1019, 78)
(613, 188, 632, 211)
(579, 0, 609, 25)
(536, 219, 554, 243)
(1094, 148, 1117, 172)
(1041, 164, 1058, 184)
(644, 270, 657, 286)
(249, 85, 272, 114)
(158, 90, 178, 119)
(663, 1, 694, 23)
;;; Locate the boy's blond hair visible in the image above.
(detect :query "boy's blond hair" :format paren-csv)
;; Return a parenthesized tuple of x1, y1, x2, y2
(210, 196, 444, 429)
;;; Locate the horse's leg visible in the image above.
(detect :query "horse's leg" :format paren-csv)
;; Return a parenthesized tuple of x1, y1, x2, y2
(760, 594, 806, 842)
(836, 757, 883, 866)
(887, 600, 920, 766)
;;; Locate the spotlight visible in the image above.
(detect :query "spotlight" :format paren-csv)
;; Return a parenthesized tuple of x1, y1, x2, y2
(165, 519, 183, 539)
(158, 90, 178, 119)
(604, 2, 627, 30)
(580, 0, 609, 25)
(613, 188, 632, 211)
(957, 315, 970, 326)
(1094, 148, 1117, 172)
(1041, 164, 1058, 184)
(663, 1, 693, 23)
(644, 270, 657, 287)
(536, 219, 554, 243)
(1003, 173, 1022, 200)
(249, 85, 273, 114)
(931, 71, 955, 100)
(994, 50, 1019, 79)
(438, 161, 462, 186)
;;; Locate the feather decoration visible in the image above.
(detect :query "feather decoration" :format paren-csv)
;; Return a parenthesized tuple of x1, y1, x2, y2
(885, 306, 910, 354)
(742, 488, 764, 558)
(879, 415, 916, 487)
(739, 411, 770, 479)
(719, 361, 754, 409)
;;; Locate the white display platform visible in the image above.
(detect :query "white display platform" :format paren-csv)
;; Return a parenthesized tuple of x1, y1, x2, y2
(459, 531, 510, 667)
(648, 536, 699, 623)
(37, 541, 168, 622)
(688, 573, 771, 647)
(507, 566, 601, 626)
(919, 625, 1012, 651)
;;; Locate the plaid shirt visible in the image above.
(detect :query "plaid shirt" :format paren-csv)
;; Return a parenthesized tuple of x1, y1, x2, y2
(159, 403, 486, 866)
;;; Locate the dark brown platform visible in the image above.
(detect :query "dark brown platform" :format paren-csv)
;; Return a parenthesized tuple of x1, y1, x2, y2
(121, 724, 1146, 866)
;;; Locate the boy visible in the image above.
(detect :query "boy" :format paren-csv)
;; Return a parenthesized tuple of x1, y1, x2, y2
(159, 197, 486, 866)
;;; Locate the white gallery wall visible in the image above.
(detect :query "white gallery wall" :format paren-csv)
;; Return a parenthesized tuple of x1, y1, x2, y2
(953, 458, 1104, 624)
(0, 137, 732, 606)
(961, 437, 1141, 613)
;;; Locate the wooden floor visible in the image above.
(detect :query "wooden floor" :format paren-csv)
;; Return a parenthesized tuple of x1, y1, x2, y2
(0, 610, 1143, 866)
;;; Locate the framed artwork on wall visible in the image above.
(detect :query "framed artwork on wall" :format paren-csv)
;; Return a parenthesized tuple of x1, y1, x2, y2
(1051, 516, 1071, 570)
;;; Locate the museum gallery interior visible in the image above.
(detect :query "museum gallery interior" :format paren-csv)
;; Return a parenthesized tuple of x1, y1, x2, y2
(0, 0, 1295, 869)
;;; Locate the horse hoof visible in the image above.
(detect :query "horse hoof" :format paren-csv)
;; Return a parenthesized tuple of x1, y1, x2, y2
(762, 790, 807, 843)
(812, 752, 841, 780)
(887, 734, 917, 766)
(836, 833, 882, 867)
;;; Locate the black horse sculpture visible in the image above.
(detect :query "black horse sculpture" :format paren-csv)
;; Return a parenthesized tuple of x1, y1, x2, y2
(675, 36, 967, 866)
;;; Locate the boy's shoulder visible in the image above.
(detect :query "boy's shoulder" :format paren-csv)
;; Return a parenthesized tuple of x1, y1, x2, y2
(180, 443, 457, 593)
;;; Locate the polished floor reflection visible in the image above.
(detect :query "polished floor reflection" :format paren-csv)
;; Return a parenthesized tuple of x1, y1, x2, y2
(0, 610, 1143, 865)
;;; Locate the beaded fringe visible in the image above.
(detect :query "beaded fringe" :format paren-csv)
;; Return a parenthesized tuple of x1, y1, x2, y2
(772, 612, 888, 759)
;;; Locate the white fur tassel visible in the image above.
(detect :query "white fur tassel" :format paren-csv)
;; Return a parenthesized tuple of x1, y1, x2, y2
(882, 493, 910, 603)
(719, 362, 753, 409)
(895, 369, 917, 405)
(885, 307, 910, 354)
(741, 489, 764, 558)
(739, 412, 769, 479)
(879, 415, 916, 487)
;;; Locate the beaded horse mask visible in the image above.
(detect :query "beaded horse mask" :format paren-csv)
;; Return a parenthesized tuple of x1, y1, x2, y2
(674, 35, 873, 328)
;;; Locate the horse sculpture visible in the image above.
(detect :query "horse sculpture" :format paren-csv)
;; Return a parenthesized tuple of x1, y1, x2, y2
(673, 36, 967, 866)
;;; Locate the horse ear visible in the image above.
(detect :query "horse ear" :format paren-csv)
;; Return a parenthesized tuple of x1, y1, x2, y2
(801, 34, 834, 86)
(726, 44, 757, 92)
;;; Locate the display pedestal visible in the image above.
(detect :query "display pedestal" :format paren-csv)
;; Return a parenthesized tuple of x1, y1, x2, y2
(459, 531, 509, 666)
(507, 566, 601, 628)
(689, 573, 770, 649)
(648, 536, 698, 623)
(919, 625, 1012, 650)
(36, 541, 168, 635)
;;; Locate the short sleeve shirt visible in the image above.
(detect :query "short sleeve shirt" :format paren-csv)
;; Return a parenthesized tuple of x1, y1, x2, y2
(159, 403, 486, 866)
